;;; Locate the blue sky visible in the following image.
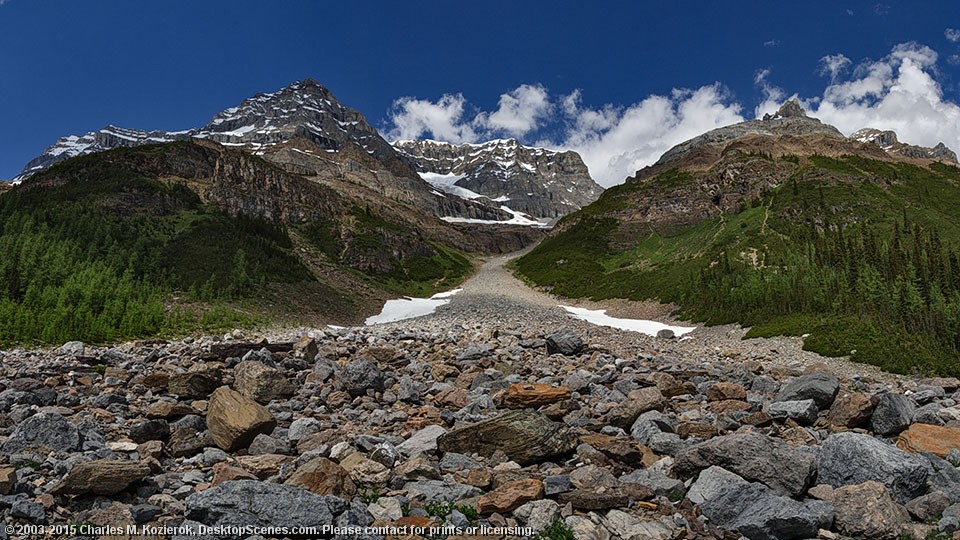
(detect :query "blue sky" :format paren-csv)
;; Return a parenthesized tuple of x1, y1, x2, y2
(2, 1, 960, 185)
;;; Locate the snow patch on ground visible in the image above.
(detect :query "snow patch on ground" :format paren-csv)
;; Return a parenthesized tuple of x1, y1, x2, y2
(560, 305, 696, 337)
(366, 289, 463, 325)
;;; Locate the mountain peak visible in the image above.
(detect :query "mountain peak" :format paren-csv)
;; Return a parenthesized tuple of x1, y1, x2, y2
(767, 98, 807, 120)
(852, 128, 957, 163)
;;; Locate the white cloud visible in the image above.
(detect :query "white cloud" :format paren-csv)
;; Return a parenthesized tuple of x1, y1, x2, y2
(764, 39, 780, 48)
(818, 53, 852, 82)
(800, 43, 960, 157)
(546, 85, 743, 186)
(386, 42, 960, 189)
(477, 84, 551, 137)
(946, 28, 960, 43)
(386, 93, 478, 144)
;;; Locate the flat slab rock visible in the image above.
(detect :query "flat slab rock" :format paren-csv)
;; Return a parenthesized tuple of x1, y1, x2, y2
(437, 410, 578, 466)
(51, 460, 150, 495)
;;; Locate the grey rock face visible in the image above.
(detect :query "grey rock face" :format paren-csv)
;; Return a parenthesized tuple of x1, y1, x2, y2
(673, 432, 817, 497)
(1, 412, 81, 454)
(184, 480, 342, 537)
(686, 466, 748, 505)
(774, 371, 839, 409)
(818, 432, 928, 504)
(394, 138, 604, 219)
(658, 100, 845, 166)
(766, 399, 819, 425)
(851, 128, 958, 163)
(699, 482, 832, 540)
(545, 331, 584, 356)
(336, 359, 385, 397)
(870, 393, 916, 436)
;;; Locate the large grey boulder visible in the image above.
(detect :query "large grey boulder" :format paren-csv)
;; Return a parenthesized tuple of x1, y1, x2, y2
(545, 331, 584, 356)
(774, 371, 839, 409)
(686, 466, 749, 505)
(1, 413, 81, 454)
(184, 480, 348, 537)
(699, 482, 833, 540)
(818, 432, 927, 504)
(673, 432, 817, 497)
(870, 393, 916, 436)
(766, 399, 819, 425)
(336, 359, 385, 397)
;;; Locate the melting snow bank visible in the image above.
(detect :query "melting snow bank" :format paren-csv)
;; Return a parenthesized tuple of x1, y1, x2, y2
(560, 305, 696, 337)
(365, 289, 463, 325)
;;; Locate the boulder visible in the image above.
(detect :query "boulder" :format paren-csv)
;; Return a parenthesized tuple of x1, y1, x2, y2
(51, 460, 150, 495)
(766, 399, 819, 425)
(774, 371, 839, 409)
(906, 491, 951, 521)
(818, 432, 927, 504)
(686, 466, 748, 505)
(871, 393, 916, 436)
(830, 481, 910, 539)
(183, 480, 345, 536)
(897, 423, 960, 458)
(545, 331, 583, 356)
(335, 359, 385, 397)
(168, 369, 221, 399)
(284, 457, 356, 498)
(206, 387, 277, 451)
(698, 482, 832, 540)
(437, 410, 578, 466)
(233, 361, 296, 404)
(673, 432, 817, 497)
(706, 382, 748, 401)
(59, 341, 85, 356)
(827, 392, 874, 428)
(397, 424, 446, 457)
(477, 479, 544, 514)
(605, 387, 665, 428)
(500, 384, 571, 409)
(1, 412, 81, 454)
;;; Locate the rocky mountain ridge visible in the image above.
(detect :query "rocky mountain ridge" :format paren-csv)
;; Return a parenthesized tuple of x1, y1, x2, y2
(393, 139, 604, 219)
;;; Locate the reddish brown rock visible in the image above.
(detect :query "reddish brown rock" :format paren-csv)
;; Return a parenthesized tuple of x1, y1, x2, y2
(284, 457, 356, 497)
(235, 454, 295, 479)
(500, 384, 571, 409)
(677, 422, 718, 439)
(827, 392, 875, 428)
(478, 479, 544, 514)
(210, 463, 257, 486)
(897, 423, 960, 458)
(0, 467, 15, 495)
(580, 434, 658, 468)
(433, 387, 469, 409)
(206, 387, 277, 451)
(742, 411, 774, 427)
(708, 400, 752, 414)
(145, 402, 197, 420)
(707, 382, 748, 402)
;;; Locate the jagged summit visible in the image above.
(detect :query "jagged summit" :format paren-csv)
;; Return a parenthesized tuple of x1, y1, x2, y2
(656, 100, 844, 166)
(762, 98, 807, 120)
(11, 79, 399, 184)
(394, 138, 604, 218)
(851, 128, 957, 163)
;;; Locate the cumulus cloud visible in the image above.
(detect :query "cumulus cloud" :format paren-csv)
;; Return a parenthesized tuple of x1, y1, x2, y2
(946, 28, 960, 43)
(386, 42, 960, 189)
(778, 42, 960, 158)
(818, 53, 852, 82)
(545, 86, 743, 186)
(386, 93, 478, 143)
(386, 83, 743, 186)
(477, 84, 551, 137)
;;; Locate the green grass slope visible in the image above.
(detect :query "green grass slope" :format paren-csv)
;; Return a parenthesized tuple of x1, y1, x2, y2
(517, 155, 960, 376)
(0, 143, 472, 346)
